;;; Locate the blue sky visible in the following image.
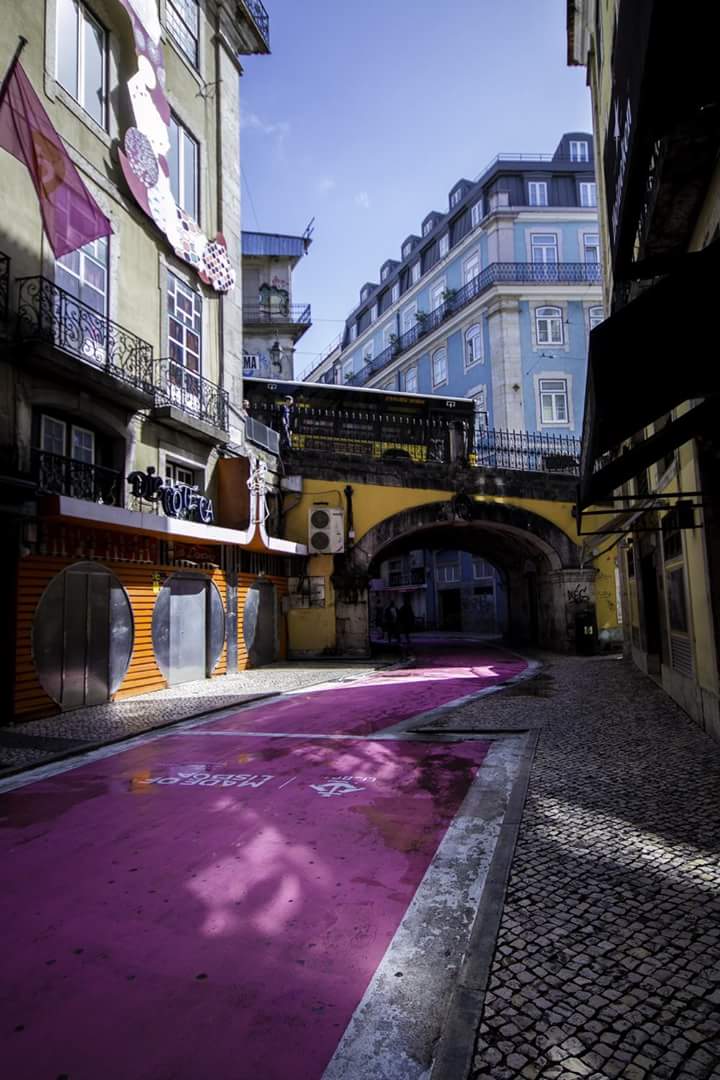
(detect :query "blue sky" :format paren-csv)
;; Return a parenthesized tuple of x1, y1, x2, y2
(240, 0, 592, 377)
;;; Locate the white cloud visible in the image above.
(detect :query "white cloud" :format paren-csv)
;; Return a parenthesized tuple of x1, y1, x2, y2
(355, 191, 370, 210)
(318, 176, 336, 194)
(240, 111, 290, 140)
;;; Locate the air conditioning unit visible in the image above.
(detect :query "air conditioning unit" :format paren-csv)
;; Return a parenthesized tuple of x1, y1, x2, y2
(308, 505, 345, 554)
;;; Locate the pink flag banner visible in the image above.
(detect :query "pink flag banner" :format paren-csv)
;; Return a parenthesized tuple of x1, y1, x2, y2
(0, 59, 112, 257)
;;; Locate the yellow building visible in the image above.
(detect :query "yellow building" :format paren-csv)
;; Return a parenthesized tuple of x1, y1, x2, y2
(568, 1, 720, 739)
(0, 0, 306, 720)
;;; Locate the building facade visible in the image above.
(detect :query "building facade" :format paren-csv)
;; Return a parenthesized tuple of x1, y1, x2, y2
(308, 132, 603, 632)
(241, 229, 312, 382)
(0, 0, 308, 721)
(568, 0, 720, 738)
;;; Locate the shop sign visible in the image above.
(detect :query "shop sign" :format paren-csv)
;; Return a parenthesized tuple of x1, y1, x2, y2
(127, 467, 214, 524)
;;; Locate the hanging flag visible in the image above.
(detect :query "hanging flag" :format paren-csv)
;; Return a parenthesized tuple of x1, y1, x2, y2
(0, 54, 112, 257)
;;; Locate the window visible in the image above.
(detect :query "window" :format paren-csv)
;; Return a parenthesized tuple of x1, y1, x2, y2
(422, 220, 433, 236)
(370, 303, 378, 323)
(381, 267, 390, 281)
(362, 340, 375, 363)
(463, 252, 480, 284)
(411, 262, 421, 284)
(472, 388, 488, 430)
(667, 568, 689, 633)
(439, 234, 449, 258)
(166, 0, 199, 67)
(432, 347, 447, 386)
(56, 0, 107, 127)
(588, 305, 604, 331)
(168, 272, 202, 372)
(471, 201, 482, 227)
(404, 366, 418, 393)
(342, 359, 354, 384)
(361, 286, 370, 300)
(41, 415, 66, 456)
(349, 323, 357, 342)
(539, 378, 569, 424)
(166, 461, 196, 487)
(579, 182, 597, 207)
(570, 140, 589, 162)
(430, 280, 445, 311)
(583, 233, 600, 263)
(465, 324, 483, 367)
(383, 324, 396, 349)
(437, 564, 460, 584)
(168, 115, 199, 222)
(535, 306, 564, 345)
(57, 236, 109, 315)
(531, 233, 558, 264)
(402, 242, 412, 259)
(401, 304, 417, 334)
(528, 181, 548, 206)
(71, 426, 95, 464)
(450, 190, 462, 207)
(391, 282, 400, 304)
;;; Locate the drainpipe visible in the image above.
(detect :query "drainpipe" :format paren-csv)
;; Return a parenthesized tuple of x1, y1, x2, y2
(344, 485, 355, 547)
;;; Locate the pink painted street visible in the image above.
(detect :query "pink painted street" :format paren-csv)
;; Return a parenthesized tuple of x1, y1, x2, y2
(0, 642, 527, 1080)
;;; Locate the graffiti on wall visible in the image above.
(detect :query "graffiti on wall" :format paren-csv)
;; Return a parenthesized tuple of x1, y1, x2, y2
(116, 0, 235, 293)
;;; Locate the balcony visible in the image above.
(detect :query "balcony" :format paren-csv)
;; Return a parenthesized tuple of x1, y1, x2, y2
(243, 303, 312, 333)
(237, 0, 270, 51)
(0, 251, 9, 324)
(347, 262, 601, 386)
(245, 415, 280, 455)
(153, 357, 229, 439)
(16, 277, 156, 404)
(32, 448, 123, 505)
(475, 428, 581, 474)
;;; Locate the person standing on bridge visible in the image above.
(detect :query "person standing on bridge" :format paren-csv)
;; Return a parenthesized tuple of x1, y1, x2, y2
(397, 598, 415, 650)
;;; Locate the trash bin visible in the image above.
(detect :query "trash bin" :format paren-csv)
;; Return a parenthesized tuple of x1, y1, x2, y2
(575, 611, 597, 655)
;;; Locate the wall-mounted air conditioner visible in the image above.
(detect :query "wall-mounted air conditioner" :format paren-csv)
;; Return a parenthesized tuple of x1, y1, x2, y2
(308, 505, 345, 554)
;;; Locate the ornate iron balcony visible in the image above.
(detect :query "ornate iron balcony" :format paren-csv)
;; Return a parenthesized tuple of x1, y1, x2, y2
(154, 357, 229, 432)
(32, 448, 123, 505)
(475, 428, 581, 474)
(243, 303, 311, 325)
(16, 276, 155, 393)
(347, 262, 601, 386)
(0, 251, 9, 323)
(244, 0, 270, 48)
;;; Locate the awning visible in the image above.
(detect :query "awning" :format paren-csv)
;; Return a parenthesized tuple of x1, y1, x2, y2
(579, 241, 720, 509)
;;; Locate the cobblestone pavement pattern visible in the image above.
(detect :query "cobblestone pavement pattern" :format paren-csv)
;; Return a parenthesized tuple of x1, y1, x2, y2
(0, 660, 380, 772)
(421, 654, 720, 1080)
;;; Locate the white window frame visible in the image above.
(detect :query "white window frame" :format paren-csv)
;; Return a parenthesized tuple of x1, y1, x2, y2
(362, 339, 375, 363)
(538, 377, 570, 426)
(411, 262, 421, 284)
(439, 233, 449, 258)
(430, 279, 445, 312)
(582, 232, 600, 263)
(471, 201, 482, 227)
(349, 324, 357, 342)
(369, 303, 378, 323)
(463, 251, 480, 284)
(431, 347, 448, 387)
(450, 190, 462, 208)
(381, 267, 390, 282)
(166, 0, 200, 68)
(470, 386, 488, 430)
(465, 323, 483, 368)
(383, 324, 396, 349)
(41, 415, 67, 457)
(422, 220, 433, 237)
(528, 181, 548, 206)
(56, 236, 109, 316)
(342, 358, 354, 383)
(588, 305, 604, 331)
(569, 140, 589, 162)
(56, 0, 108, 128)
(361, 286, 370, 300)
(404, 366, 418, 394)
(436, 564, 460, 584)
(168, 271, 202, 372)
(166, 460, 196, 487)
(402, 242, 412, 259)
(401, 303, 417, 335)
(530, 233, 559, 264)
(579, 182, 597, 207)
(71, 424, 95, 464)
(535, 305, 564, 346)
(391, 282, 400, 304)
(168, 113, 200, 223)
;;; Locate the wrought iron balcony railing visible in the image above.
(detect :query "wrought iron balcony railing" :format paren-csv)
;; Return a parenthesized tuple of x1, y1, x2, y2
(154, 357, 229, 431)
(32, 448, 123, 505)
(243, 303, 311, 325)
(0, 251, 9, 323)
(347, 262, 601, 386)
(16, 277, 155, 392)
(475, 428, 581, 474)
(244, 0, 270, 48)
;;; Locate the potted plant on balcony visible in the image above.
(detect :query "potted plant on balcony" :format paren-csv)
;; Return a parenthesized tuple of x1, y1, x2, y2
(441, 287, 458, 307)
(415, 310, 430, 334)
(389, 333, 400, 354)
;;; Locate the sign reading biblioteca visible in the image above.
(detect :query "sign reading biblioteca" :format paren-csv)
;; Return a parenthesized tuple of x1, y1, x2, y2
(127, 467, 214, 524)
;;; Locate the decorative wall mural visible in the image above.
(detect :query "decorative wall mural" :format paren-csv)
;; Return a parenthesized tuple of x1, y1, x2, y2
(116, 0, 235, 293)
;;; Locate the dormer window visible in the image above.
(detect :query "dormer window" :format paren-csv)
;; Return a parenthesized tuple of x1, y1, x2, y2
(439, 234, 449, 257)
(370, 303, 378, 323)
(381, 266, 390, 281)
(402, 242, 412, 258)
(450, 190, 462, 208)
(422, 220, 433, 237)
(528, 181, 548, 206)
(411, 262, 421, 284)
(391, 282, 400, 304)
(570, 140, 589, 162)
(349, 323, 357, 342)
(471, 201, 482, 227)
(361, 286, 370, 301)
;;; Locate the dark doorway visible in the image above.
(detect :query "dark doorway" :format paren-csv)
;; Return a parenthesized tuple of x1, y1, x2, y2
(439, 588, 462, 631)
(640, 551, 662, 676)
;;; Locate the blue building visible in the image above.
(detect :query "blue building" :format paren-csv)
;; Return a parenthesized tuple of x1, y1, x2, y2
(311, 132, 603, 636)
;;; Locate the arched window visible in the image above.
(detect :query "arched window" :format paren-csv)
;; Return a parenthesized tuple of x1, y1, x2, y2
(431, 347, 447, 387)
(465, 323, 483, 367)
(535, 306, 564, 345)
(404, 366, 418, 394)
(588, 305, 604, 331)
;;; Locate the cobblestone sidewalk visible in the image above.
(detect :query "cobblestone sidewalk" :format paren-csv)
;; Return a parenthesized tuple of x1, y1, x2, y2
(423, 655, 720, 1080)
(0, 660, 380, 774)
